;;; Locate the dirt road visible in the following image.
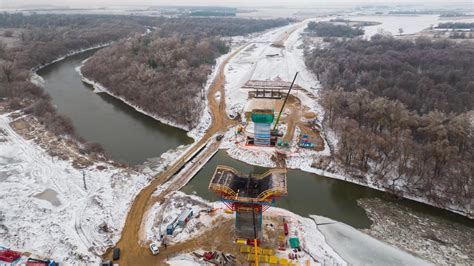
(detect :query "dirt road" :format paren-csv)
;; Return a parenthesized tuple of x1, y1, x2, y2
(102, 45, 246, 265)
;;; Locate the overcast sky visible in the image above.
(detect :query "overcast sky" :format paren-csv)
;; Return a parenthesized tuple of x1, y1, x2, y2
(1, 0, 471, 8)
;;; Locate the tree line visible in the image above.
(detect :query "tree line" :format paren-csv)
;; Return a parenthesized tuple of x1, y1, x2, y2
(436, 22, 474, 29)
(306, 35, 473, 213)
(306, 21, 364, 38)
(150, 17, 291, 38)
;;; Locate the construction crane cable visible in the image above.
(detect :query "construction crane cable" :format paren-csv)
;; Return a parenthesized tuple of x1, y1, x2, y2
(273, 72, 299, 131)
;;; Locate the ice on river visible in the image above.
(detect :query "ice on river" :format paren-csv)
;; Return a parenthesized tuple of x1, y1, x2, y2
(311, 215, 433, 266)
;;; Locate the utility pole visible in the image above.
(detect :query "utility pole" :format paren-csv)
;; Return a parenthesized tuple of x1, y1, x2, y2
(82, 171, 87, 191)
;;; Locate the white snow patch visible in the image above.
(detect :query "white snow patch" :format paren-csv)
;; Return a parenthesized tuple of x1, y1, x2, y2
(167, 254, 203, 266)
(226, 145, 276, 168)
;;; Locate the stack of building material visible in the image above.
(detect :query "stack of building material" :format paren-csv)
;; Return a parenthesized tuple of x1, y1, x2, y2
(0, 249, 21, 264)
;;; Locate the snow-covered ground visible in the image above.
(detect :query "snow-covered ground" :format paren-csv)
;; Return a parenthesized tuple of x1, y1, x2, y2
(223, 20, 325, 118)
(149, 192, 442, 266)
(167, 254, 204, 266)
(144, 191, 218, 246)
(266, 208, 345, 266)
(0, 112, 185, 264)
(311, 215, 433, 266)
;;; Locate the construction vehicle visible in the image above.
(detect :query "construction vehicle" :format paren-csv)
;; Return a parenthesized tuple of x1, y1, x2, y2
(26, 258, 58, 266)
(149, 242, 159, 255)
(283, 219, 289, 236)
(299, 134, 314, 148)
(112, 248, 120, 261)
(278, 235, 287, 250)
(203, 251, 217, 261)
(277, 140, 289, 147)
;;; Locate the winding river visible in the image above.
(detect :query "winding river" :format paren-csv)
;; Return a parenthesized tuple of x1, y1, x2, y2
(38, 48, 473, 229)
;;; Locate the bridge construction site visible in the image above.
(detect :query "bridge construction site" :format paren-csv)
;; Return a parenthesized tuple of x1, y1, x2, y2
(207, 166, 303, 265)
(132, 73, 322, 265)
(102, 42, 327, 264)
(238, 73, 324, 153)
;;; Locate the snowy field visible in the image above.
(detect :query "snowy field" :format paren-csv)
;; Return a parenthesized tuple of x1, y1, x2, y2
(144, 191, 219, 246)
(223, 19, 326, 119)
(0, 113, 185, 264)
(345, 15, 474, 39)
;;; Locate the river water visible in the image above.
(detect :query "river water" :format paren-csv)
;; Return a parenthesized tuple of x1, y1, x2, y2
(38, 49, 473, 229)
(37, 49, 194, 165)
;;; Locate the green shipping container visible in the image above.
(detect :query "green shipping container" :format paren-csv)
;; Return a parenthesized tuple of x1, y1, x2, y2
(251, 113, 274, 124)
(289, 237, 300, 249)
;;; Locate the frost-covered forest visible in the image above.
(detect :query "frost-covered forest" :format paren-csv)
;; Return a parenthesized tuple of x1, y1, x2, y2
(306, 35, 473, 213)
(306, 21, 364, 38)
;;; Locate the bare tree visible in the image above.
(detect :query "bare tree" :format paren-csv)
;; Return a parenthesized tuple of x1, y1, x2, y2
(0, 61, 15, 82)
(398, 28, 404, 36)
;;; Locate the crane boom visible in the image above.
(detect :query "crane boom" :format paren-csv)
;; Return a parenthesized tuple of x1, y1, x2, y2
(273, 72, 298, 131)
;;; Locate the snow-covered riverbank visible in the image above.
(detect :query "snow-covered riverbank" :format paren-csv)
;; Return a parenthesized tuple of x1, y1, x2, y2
(0, 112, 186, 264)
